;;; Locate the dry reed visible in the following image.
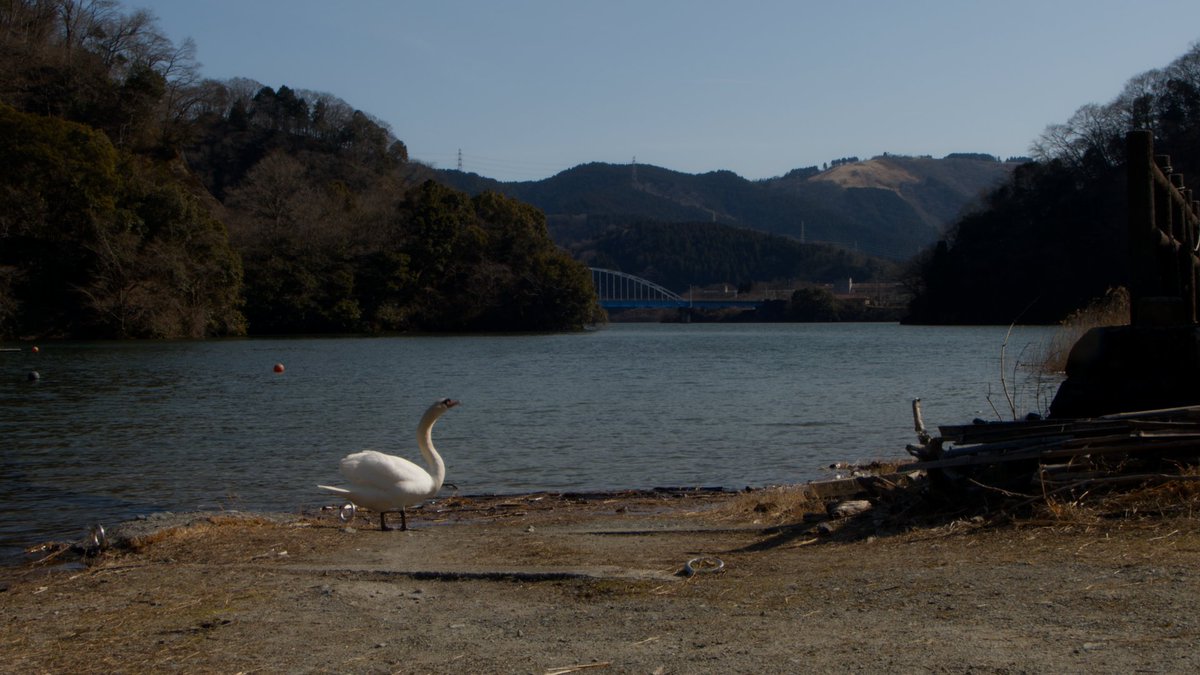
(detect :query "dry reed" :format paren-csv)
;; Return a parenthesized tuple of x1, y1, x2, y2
(1033, 465, 1200, 524)
(1038, 286, 1130, 373)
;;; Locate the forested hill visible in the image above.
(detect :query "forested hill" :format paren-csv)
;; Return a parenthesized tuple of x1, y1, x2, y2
(436, 155, 1020, 261)
(567, 220, 897, 293)
(0, 1, 601, 339)
(904, 43, 1200, 325)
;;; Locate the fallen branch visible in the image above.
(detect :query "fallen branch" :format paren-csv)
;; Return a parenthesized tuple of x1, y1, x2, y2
(544, 662, 612, 675)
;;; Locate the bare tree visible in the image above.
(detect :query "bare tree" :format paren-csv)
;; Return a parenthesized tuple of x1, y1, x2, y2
(1164, 42, 1200, 87)
(224, 152, 318, 246)
(1114, 70, 1162, 131)
(1032, 103, 1124, 169)
(57, 0, 119, 61)
(90, 6, 156, 71)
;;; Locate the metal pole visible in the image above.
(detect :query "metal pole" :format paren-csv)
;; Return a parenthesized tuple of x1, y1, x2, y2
(1127, 130, 1155, 326)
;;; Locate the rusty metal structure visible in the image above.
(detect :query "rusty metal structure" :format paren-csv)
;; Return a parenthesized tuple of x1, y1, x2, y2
(1047, 132, 1200, 419)
(1126, 130, 1200, 326)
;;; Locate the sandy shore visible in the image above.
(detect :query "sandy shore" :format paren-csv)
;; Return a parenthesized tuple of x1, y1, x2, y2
(3, 488, 1200, 673)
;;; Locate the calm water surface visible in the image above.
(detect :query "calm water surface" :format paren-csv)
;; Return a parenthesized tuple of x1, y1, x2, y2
(1, 323, 1058, 562)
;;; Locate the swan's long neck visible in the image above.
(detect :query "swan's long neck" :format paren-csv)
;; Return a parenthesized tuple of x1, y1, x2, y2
(416, 407, 447, 494)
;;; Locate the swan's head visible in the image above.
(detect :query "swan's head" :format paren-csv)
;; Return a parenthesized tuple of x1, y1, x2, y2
(420, 398, 459, 428)
(421, 398, 459, 423)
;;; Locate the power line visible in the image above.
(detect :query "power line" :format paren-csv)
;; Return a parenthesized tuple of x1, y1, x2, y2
(411, 151, 575, 180)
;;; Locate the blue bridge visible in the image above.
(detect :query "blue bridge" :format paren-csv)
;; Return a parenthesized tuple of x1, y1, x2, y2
(589, 268, 761, 310)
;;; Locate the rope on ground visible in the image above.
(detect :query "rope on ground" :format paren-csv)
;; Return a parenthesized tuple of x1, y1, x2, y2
(683, 556, 725, 577)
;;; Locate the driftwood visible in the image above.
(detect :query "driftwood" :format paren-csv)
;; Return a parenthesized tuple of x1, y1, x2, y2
(827, 499, 872, 519)
(801, 471, 922, 501)
(907, 402, 1200, 500)
(791, 403, 1200, 515)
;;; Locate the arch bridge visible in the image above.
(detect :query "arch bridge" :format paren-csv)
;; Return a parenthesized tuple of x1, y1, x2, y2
(589, 268, 760, 310)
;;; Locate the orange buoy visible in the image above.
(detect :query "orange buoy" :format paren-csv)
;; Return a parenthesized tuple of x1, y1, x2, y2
(273, 363, 285, 373)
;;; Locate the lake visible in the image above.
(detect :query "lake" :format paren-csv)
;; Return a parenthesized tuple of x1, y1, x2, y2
(0, 323, 1060, 563)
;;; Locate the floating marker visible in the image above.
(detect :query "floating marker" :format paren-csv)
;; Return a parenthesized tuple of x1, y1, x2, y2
(27, 371, 39, 381)
(273, 363, 285, 373)
(31, 346, 39, 353)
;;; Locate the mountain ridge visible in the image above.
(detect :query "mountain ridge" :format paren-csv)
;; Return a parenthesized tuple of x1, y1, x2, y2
(434, 154, 1022, 260)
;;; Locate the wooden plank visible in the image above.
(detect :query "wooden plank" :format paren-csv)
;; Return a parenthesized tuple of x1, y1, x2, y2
(942, 435, 1074, 457)
(911, 434, 1200, 472)
(1098, 404, 1200, 420)
(801, 472, 919, 500)
(1040, 436, 1200, 460)
(938, 420, 1084, 444)
(939, 420, 1138, 445)
(939, 408, 1200, 446)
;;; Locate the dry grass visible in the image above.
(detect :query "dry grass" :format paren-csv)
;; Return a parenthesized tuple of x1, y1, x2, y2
(115, 514, 326, 565)
(1039, 286, 1130, 373)
(696, 485, 823, 525)
(1031, 466, 1200, 525)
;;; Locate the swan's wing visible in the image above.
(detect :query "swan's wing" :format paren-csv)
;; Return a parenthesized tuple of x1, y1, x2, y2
(339, 450, 432, 491)
(320, 481, 408, 513)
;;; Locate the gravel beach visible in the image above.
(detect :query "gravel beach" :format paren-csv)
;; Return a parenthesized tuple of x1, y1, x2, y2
(3, 488, 1200, 674)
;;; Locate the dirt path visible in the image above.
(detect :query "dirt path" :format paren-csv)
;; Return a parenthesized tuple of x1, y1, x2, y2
(3, 489, 1200, 673)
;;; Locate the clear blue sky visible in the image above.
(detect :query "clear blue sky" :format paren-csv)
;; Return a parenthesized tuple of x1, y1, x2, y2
(137, 0, 1200, 182)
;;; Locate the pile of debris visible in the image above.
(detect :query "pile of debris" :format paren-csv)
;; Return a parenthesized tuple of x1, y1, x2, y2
(907, 403, 1200, 503)
(800, 401, 1200, 523)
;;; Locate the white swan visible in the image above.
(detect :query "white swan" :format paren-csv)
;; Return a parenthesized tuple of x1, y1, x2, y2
(318, 398, 459, 531)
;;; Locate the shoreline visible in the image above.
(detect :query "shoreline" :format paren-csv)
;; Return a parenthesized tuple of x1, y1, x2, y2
(5, 486, 747, 570)
(3, 487, 1200, 672)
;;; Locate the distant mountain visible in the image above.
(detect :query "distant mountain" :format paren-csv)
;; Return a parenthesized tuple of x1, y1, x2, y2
(564, 219, 898, 293)
(435, 155, 1020, 261)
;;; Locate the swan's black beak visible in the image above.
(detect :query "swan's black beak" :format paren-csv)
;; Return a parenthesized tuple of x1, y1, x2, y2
(443, 398, 460, 408)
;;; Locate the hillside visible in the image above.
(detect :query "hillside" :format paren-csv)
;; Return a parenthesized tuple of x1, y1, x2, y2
(905, 43, 1200, 325)
(0, 3, 603, 339)
(802, 155, 1019, 235)
(436, 155, 1019, 261)
(567, 220, 897, 293)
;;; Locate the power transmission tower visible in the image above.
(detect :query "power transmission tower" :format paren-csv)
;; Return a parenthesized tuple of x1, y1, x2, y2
(457, 149, 462, 171)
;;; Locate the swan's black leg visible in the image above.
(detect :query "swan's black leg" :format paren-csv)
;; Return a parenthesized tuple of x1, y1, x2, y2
(377, 509, 407, 531)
